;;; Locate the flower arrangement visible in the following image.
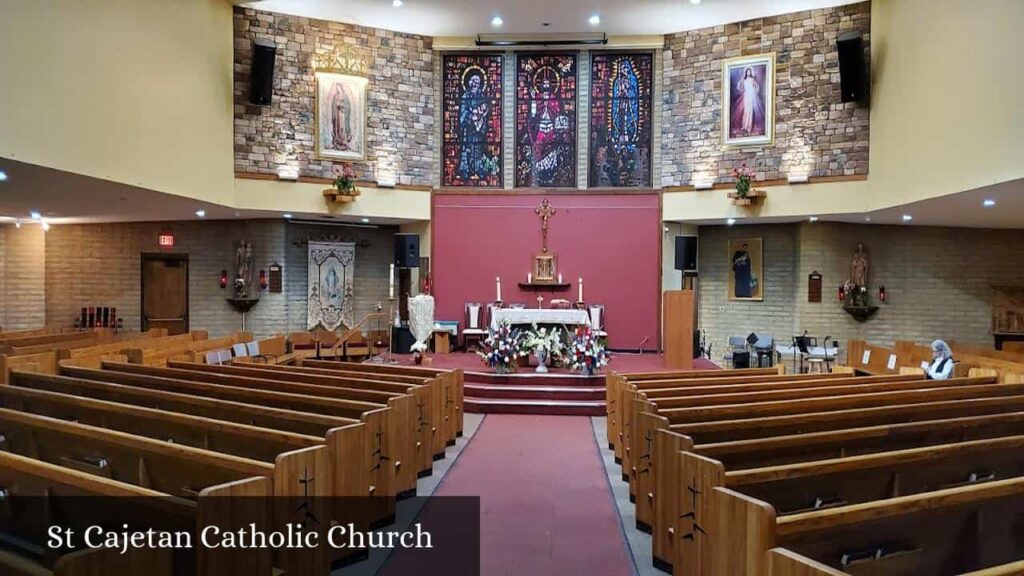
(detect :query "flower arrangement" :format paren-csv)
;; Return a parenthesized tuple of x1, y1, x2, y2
(478, 319, 529, 374)
(524, 324, 565, 373)
(840, 280, 870, 308)
(334, 163, 358, 194)
(732, 162, 755, 197)
(563, 325, 611, 376)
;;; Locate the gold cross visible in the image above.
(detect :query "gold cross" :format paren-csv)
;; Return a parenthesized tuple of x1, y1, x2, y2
(535, 198, 556, 253)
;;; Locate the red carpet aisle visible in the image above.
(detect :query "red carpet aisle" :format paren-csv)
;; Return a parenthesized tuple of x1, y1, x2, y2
(434, 414, 634, 576)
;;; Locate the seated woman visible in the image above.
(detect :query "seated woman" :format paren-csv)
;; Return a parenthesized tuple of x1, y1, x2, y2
(924, 339, 955, 380)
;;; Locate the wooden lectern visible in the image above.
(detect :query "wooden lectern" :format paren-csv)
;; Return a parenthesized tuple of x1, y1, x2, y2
(663, 290, 695, 369)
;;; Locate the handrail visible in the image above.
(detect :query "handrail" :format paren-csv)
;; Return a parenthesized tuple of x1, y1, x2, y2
(330, 312, 389, 355)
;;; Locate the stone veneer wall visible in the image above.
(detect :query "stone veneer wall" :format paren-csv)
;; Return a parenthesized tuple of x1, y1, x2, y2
(37, 220, 395, 339)
(698, 222, 1024, 362)
(1, 225, 46, 331)
(233, 7, 435, 185)
(661, 1, 871, 187)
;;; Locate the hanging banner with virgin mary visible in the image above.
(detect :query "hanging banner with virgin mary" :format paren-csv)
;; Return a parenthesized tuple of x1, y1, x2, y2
(307, 241, 355, 330)
(721, 52, 775, 148)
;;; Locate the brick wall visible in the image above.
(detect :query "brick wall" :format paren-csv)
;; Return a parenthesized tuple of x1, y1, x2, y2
(34, 220, 394, 339)
(699, 222, 1024, 363)
(661, 1, 871, 187)
(2, 225, 46, 331)
(233, 7, 435, 185)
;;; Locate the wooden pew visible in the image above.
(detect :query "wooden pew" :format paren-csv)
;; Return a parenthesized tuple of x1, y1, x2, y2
(0, 424, 276, 569)
(183, 360, 448, 469)
(57, 363, 410, 502)
(0, 546, 173, 576)
(766, 548, 1024, 576)
(713, 475, 1024, 575)
(58, 330, 181, 369)
(301, 359, 465, 440)
(94, 361, 422, 497)
(675, 435, 1024, 576)
(8, 370, 391, 526)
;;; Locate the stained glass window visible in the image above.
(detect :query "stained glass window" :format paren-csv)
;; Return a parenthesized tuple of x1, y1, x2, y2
(441, 54, 504, 187)
(514, 54, 577, 188)
(589, 53, 653, 188)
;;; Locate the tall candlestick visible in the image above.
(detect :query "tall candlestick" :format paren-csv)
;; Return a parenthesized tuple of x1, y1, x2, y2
(389, 264, 395, 299)
(496, 276, 502, 302)
(578, 277, 584, 302)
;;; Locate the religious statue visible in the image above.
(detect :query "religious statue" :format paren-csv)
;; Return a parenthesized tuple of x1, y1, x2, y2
(850, 242, 869, 288)
(234, 240, 254, 299)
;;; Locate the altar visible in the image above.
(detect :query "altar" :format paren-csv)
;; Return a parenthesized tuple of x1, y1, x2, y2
(490, 308, 590, 330)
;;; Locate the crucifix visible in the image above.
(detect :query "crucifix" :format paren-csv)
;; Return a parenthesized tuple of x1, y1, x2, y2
(535, 198, 556, 254)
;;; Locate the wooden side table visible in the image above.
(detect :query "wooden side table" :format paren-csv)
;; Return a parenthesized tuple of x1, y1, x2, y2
(432, 330, 451, 354)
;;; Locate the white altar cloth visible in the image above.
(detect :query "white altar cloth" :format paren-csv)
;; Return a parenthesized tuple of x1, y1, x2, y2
(490, 308, 591, 330)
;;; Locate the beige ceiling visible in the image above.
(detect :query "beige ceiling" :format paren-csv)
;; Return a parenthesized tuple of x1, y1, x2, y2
(240, 0, 865, 37)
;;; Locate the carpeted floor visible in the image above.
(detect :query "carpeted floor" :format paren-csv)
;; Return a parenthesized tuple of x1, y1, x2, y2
(394, 351, 719, 375)
(432, 414, 635, 576)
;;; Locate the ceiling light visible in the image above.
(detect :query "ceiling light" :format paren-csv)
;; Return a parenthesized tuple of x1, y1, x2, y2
(30, 211, 41, 220)
(726, 218, 736, 226)
(809, 216, 819, 222)
(690, 0, 701, 4)
(588, 14, 601, 26)
(491, 15, 503, 27)
(983, 199, 996, 207)
(195, 210, 206, 218)
(40, 219, 50, 232)
(0, 170, 7, 182)
(283, 213, 293, 219)
(360, 218, 370, 223)
(392, 0, 402, 6)
(901, 214, 912, 223)
(864, 215, 872, 222)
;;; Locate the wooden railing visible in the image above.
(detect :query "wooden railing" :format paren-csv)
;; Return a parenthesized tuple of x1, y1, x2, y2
(329, 312, 389, 356)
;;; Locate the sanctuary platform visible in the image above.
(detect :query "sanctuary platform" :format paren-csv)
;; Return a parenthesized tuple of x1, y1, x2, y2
(392, 352, 720, 416)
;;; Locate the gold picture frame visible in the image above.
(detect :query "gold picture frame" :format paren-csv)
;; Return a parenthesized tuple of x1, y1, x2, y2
(533, 253, 557, 282)
(727, 238, 764, 301)
(315, 71, 368, 162)
(721, 52, 776, 148)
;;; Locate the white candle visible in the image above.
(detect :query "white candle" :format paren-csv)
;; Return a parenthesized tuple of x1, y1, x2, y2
(558, 273, 563, 284)
(528, 272, 532, 283)
(578, 277, 584, 302)
(389, 264, 395, 299)
(496, 276, 502, 302)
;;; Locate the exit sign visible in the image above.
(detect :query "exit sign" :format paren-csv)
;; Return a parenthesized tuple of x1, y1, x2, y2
(158, 233, 175, 247)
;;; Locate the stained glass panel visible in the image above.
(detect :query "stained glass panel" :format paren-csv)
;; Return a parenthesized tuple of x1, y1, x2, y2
(588, 53, 653, 188)
(442, 54, 504, 187)
(514, 54, 577, 188)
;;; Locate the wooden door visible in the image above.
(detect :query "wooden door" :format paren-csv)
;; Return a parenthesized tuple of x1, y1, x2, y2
(141, 253, 189, 335)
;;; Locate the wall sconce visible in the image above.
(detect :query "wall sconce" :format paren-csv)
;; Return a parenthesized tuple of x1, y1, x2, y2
(787, 174, 810, 184)
(220, 270, 228, 289)
(692, 180, 714, 190)
(259, 269, 268, 290)
(879, 285, 886, 303)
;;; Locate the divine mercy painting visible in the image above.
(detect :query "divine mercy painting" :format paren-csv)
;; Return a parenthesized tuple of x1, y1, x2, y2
(515, 53, 577, 188)
(315, 72, 368, 161)
(728, 237, 764, 301)
(442, 54, 504, 187)
(722, 53, 775, 148)
(589, 53, 653, 188)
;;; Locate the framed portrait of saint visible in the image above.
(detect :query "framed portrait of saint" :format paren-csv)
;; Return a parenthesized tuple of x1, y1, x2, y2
(727, 238, 763, 301)
(722, 53, 775, 148)
(315, 72, 368, 161)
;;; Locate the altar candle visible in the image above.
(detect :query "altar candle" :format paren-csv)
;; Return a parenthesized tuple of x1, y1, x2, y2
(558, 273, 563, 284)
(389, 264, 395, 299)
(528, 272, 532, 283)
(496, 277, 502, 301)
(578, 277, 584, 302)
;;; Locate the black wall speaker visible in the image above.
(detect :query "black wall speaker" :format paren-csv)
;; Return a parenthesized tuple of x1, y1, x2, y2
(394, 234, 420, 268)
(836, 30, 866, 103)
(249, 39, 277, 105)
(674, 235, 698, 274)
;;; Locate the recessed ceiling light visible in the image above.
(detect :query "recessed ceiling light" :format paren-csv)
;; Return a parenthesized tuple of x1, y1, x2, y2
(726, 218, 736, 226)
(901, 214, 913, 223)
(491, 15, 503, 27)
(864, 215, 872, 222)
(360, 217, 370, 223)
(283, 213, 293, 219)
(690, 0, 701, 4)
(588, 14, 601, 25)
(983, 199, 996, 207)
(392, 0, 402, 6)
(0, 170, 7, 182)
(195, 210, 206, 218)
(30, 211, 41, 220)
(809, 216, 819, 222)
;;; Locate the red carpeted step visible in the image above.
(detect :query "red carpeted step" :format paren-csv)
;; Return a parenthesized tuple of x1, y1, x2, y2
(465, 371, 606, 387)
(465, 383, 605, 401)
(464, 398, 605, 416)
